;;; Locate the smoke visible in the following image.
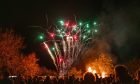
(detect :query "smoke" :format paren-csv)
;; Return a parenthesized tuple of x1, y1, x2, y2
(97, 1, 140, 63)
(77, 37, 115, 71)
(77, 1, 140, 67)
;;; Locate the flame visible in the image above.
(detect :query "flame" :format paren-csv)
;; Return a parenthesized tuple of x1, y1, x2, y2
(87, 67, 96, 74)
(88, 67, 92, 72)
(102, 71, 106, 78)
(87, 67, 107, 78)
(93, 70, 96, 74)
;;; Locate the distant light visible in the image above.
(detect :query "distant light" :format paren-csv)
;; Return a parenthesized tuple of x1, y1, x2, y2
(87, 30, 91, 33)
(59, 34, 63, 38)
(95, 29, 98, 32)
(73, 35, 78, 40)
(52, 47, 55, 51)
(62, 31, 65, 34)
(83, 35, 86, 39)
(93, 22, 97, 25)
(39, 36, 43, 39)
(57, 29, 61, 33)
(65, 22, 69, 27)
(79, 22, 82, 26)
(9, 76, 17, 78)
(59, 20, 64, 25)
(50, 33, 55, 38)
(86, 24, 89, 28)
(38, 34, 44, 40)
(59, 57, 63, 63)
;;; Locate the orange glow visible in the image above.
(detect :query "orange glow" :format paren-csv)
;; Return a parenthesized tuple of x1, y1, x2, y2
(87, 67, 97, 74)
(93, 70, 96, 74)
(87, 66, 108, 78)
(85, 53, 114, 78)
(102, 71, 106, 78)
(88, 67, 92, 72)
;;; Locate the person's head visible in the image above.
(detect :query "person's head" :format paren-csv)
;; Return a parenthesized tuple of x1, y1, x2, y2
(84, 72, 95, 82)
(114, 65, 129, 80)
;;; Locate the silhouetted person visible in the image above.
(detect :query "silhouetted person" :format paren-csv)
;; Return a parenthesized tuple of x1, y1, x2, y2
(67, 75, 75, 84)
(52, 77, 58, 84)
(32, 76, 40, 84)
(0, 71, 12, 84)
(114, 65, 135, 84)
(43, 76, 52, 84)
(58, 78, 65, 84)
(17, 75, 26, 84)
(82, 72, 95, 84)
(74, 78, 80, 84)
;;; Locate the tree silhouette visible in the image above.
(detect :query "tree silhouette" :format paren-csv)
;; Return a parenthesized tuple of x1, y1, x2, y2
(0, 30, 40, 77)
(0, 30, 24, 75)
(18, 53, 40, 77)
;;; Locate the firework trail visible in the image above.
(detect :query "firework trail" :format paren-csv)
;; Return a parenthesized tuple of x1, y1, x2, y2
(43, 20, 99, 76)
(43, 42, 57, 67)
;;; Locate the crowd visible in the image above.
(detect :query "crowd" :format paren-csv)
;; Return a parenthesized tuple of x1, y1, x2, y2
(0, 65, 140, 84)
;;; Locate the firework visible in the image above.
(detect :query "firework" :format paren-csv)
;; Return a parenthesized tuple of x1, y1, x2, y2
(42, 19, 99, 76)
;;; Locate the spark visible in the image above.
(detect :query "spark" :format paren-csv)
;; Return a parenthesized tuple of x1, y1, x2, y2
(95, 29, 98, 32)
(43, 42, 57, 67)
(50, 33, 55, 38)
(79, 22, 82, 26)
(93, 22, 97, 25)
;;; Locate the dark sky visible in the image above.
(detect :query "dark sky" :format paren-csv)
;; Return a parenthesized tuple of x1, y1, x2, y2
(0, 0, 140, 68)
(0, 0, 138, 25)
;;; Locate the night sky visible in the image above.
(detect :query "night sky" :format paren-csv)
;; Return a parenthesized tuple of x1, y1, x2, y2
(0, 0, 140, 68)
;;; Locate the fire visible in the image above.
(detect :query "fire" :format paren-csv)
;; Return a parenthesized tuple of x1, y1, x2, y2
(101, 71, 106, 78)
(87, 66, 107, 78)
(93, 70, 96, 74)
(87, 67, 96, 74)
(88, 67, 92, 72)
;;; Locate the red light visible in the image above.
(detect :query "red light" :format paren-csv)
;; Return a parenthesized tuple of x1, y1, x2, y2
(66, 23, 68, 26)
(59, 57, 63, 63)
(73, 35, 78, 40)
(50, 33, 55, 38)
(72, 25, 77, 28)
(65, 22, 69, 27)
(58, 57, 63, 63)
